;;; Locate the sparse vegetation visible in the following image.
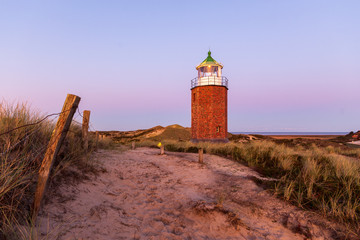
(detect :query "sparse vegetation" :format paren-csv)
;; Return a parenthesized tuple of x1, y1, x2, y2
(4, 105, 359, 238)
(137, 139, 360, 231)
(0, 101, 97, 239)
(95, 136, 117, 150)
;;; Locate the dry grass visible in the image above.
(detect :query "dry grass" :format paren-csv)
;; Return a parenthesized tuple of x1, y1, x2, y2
(0, 101, 98, 239)
(96, 136, 116, 150)
(0, 102, 51, 236)
(137, 139, 360, 231)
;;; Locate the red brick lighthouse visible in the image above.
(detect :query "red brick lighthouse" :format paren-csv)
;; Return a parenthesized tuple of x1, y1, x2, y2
(191, 51, 229, 142)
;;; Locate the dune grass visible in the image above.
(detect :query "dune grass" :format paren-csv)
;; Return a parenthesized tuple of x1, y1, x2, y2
(0, 101, 96, 239)
(137, 139, 360, 230)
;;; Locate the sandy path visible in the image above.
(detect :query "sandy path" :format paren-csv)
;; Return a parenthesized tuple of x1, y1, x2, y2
(37, 148, 346, 240)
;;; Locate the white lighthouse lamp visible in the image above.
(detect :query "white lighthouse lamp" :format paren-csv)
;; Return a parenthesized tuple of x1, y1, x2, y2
(192, 50, 228, 88)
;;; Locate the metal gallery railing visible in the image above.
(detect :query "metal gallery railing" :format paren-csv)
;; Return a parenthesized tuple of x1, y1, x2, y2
(191, 76, 228, 89)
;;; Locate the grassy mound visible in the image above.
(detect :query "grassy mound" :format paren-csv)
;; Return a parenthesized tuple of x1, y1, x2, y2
(101, 124, 191, 143)
(99, 126, 165, 144)
(148, 124, 191, 141)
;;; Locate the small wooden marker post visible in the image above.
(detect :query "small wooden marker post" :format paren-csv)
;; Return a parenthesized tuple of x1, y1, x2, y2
(199, 148, 204, 163)
(95, 131, 99, 151)
(131, 141, 136, 150)
(32, 94, 80, 221)
(82, 110, 90, 151)
(160, 146, 165, 155)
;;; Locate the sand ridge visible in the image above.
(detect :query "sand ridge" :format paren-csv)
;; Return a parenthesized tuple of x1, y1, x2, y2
(37, 148, 348, 239)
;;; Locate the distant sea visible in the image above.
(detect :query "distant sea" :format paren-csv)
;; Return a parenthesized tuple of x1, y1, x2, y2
(231, 132, 348, 136)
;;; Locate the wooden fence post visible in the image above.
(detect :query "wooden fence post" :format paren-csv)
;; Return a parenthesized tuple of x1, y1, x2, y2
(95, 131, 99, 151)
(132, 141, 135, 150)
(199, 148, 204, 163)
(82, 110, 90, 151)
(160, 145, 165, 155)
(32, 94, 80, 221)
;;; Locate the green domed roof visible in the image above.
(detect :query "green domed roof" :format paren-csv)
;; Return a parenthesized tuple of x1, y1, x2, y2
(196, 51, 223, 70)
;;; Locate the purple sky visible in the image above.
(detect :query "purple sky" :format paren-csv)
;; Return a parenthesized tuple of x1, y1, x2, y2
(1, 1, 359, 132)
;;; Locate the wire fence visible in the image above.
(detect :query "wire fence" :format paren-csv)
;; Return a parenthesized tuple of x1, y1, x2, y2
(0, 109, 72, 137)
(0, 102, 98, 158)
(0, 115, 57, 156)
(0, 96, 103, 228)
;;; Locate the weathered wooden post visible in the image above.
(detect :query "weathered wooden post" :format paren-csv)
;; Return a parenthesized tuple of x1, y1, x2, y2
(82, 110, 90, 151)
(32, 94, 80, 221)
(199, 148, 204, 163)
(95, 131, 99, 151)
(131, 141, 136, 150)
(160, 145, 165, 155)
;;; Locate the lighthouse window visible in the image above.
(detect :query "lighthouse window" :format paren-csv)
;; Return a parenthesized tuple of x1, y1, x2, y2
(204, 66, 212, 77)
(193, 93, 196, 101)
(200, 67, 206, 77)
(199, 66, 219, 77)
(213, 66, 218, 76)
(216, 126, 221, 132)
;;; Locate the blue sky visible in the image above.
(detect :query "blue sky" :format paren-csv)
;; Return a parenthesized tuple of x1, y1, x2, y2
(1, 1, 359, 131)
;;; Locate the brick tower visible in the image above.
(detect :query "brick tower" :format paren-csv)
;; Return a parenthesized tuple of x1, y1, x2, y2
(191, 51, 229, 142)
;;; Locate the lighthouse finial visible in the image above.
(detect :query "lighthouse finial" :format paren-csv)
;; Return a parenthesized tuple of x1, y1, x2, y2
(208, 48, 211, 56)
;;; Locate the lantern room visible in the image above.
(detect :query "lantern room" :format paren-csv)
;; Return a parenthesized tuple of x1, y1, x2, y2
(196, 50, 223, 78)
(191, 51, 228, 89)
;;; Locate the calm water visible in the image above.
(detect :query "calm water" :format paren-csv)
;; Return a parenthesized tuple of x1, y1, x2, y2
(231, 132, 348, 136)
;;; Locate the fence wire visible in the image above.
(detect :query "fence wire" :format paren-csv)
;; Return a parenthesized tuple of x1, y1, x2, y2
(0, 115, 58, 156)
(1, 102, 98, 158)
(0, 108, 72, 137)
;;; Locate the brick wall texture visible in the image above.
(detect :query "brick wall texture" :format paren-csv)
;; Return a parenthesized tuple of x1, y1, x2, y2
(191, 85, 228, 141)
